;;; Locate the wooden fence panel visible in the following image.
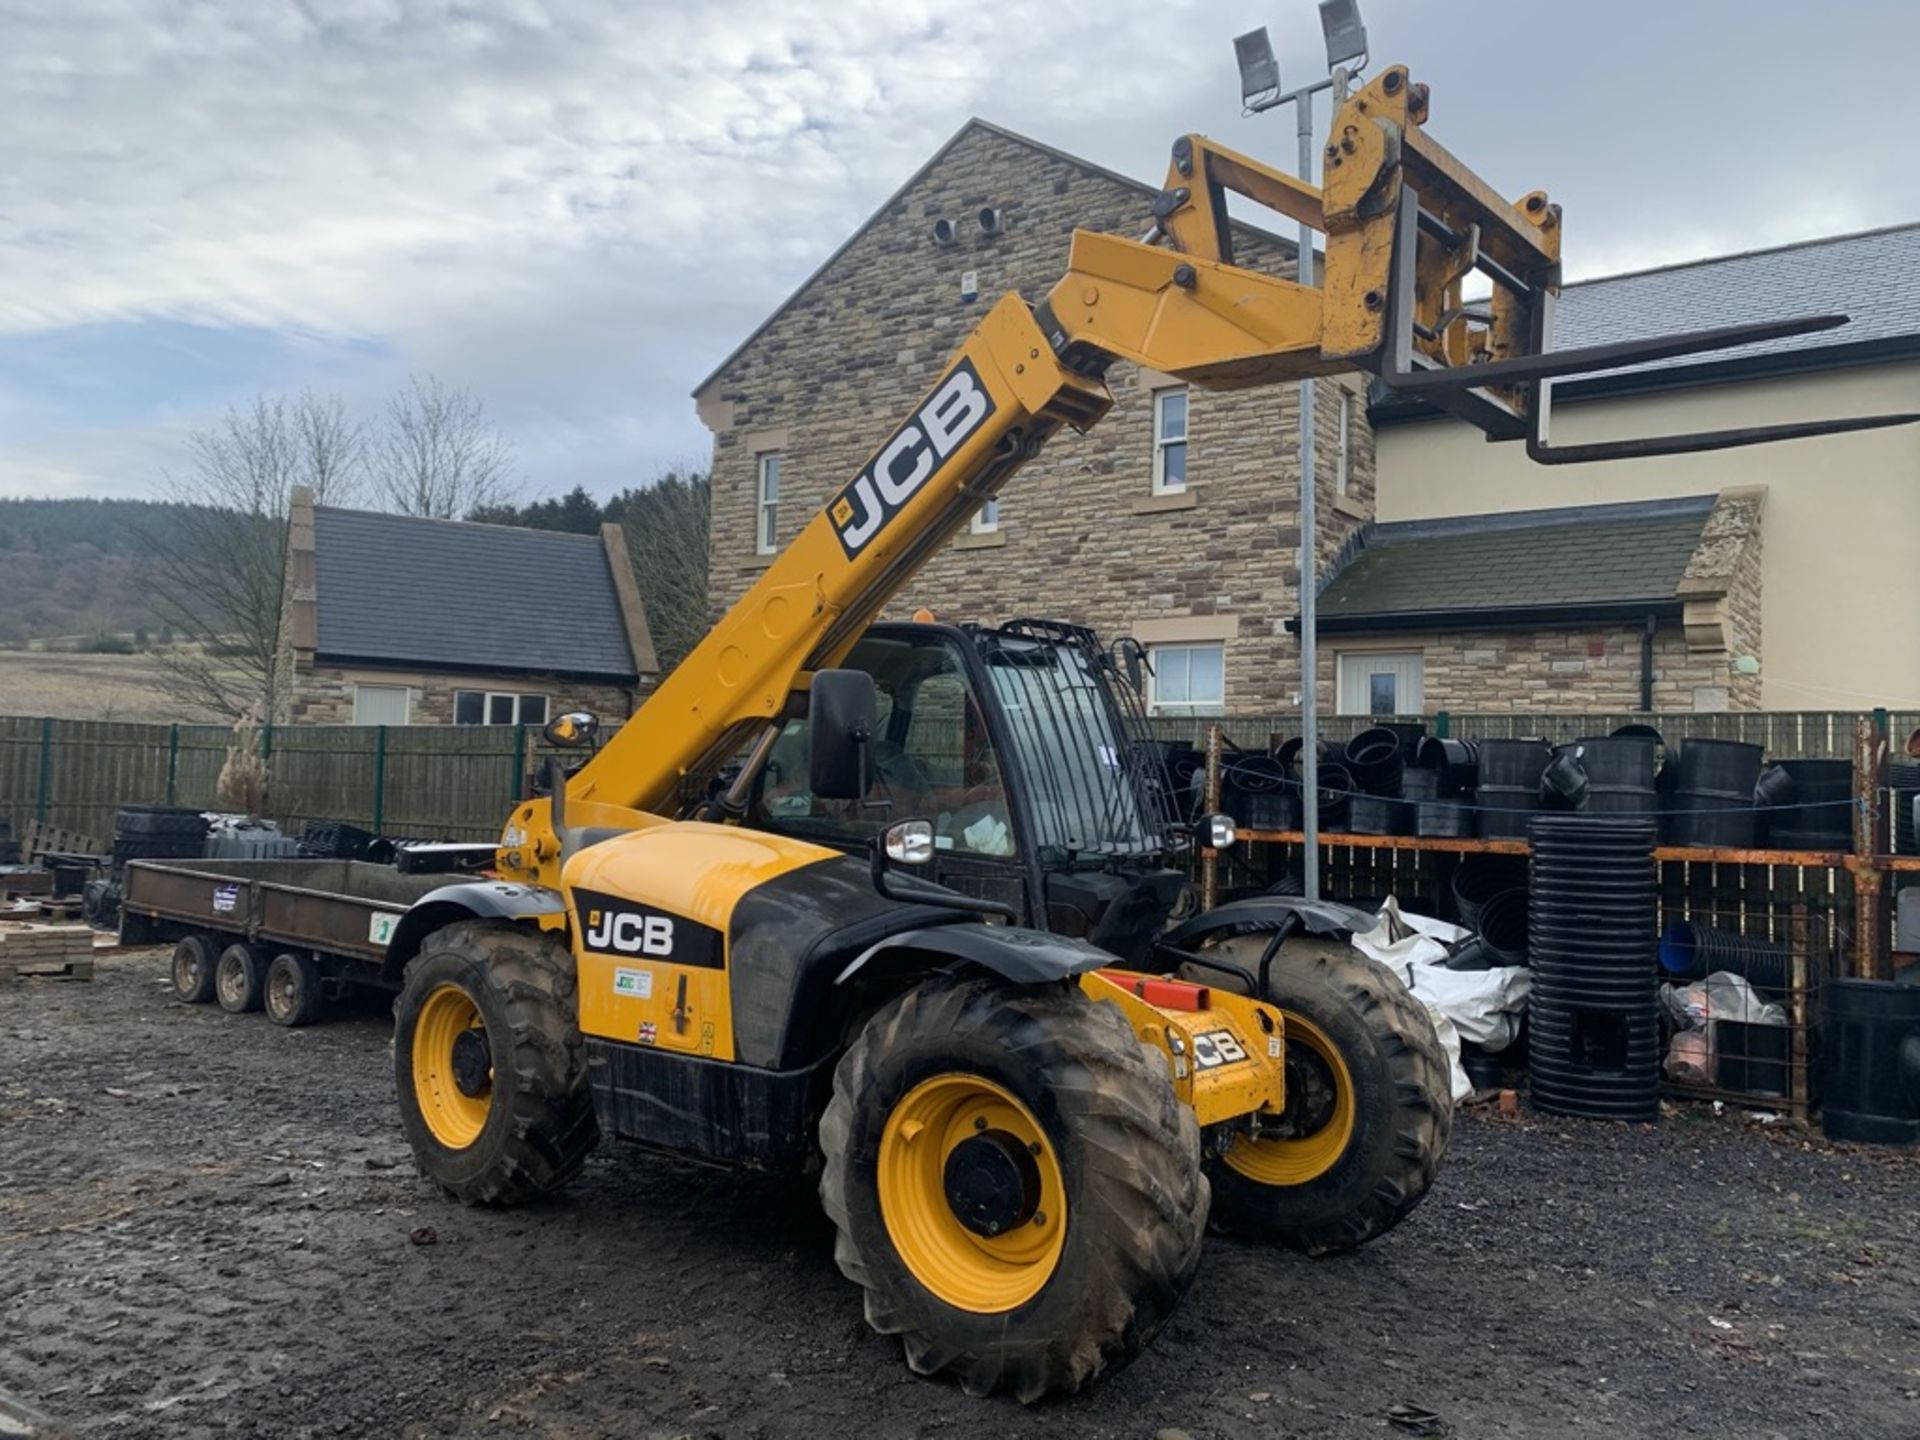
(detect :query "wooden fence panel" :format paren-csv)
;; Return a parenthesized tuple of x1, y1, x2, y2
(0, 707, 1910, 851)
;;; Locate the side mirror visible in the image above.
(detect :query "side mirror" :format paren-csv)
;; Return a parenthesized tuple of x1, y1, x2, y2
(544, 712, 600, 748)
(882, 819, 935, 866)
(808, 669, 876, 801)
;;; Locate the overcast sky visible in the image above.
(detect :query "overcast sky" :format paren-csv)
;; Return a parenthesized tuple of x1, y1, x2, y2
(5, 0, 1918, 504)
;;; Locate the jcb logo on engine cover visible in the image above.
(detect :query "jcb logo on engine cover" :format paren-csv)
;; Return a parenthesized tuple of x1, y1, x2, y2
(1190, 1029, 1250, 1070)
(574, 887, 723, 969)
(828, 358, 996, 559)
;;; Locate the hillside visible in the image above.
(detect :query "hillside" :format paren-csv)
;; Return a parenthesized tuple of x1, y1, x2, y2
(0, 498, 199, 646)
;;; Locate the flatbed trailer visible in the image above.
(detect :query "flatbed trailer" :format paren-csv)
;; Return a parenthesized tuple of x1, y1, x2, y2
(120, 857, 454, 1023)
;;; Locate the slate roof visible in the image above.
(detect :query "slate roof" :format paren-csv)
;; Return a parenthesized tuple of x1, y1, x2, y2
(312, 507, 639, 680)
(1549, 221, 1920, 385)
(1314, 496, 1716, 631)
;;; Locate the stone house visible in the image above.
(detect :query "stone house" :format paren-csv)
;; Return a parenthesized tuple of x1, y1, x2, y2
(694, 118, 1373, 720)
(697, 118, 1917, 718)
(279, 488, 657, 725)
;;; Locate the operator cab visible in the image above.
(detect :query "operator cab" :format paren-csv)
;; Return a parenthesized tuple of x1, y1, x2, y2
(749, 620, 1195, 963)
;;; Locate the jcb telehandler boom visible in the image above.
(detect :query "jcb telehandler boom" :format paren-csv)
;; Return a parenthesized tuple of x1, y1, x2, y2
(383, 63, 1912, 1403)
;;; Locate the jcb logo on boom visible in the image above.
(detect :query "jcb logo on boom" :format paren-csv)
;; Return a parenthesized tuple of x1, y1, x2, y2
(828, 359, 996, 558)
(583, 908, 675, 956)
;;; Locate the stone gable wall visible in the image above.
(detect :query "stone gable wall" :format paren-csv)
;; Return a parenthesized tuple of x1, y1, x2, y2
(700, 123, 1376, 716)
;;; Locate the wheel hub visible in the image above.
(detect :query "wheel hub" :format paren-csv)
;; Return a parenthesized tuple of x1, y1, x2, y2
(450, 1028, 492, 1097)
(943, 1131, 1040, 1237)
(1280, 1043, 1340, 1138)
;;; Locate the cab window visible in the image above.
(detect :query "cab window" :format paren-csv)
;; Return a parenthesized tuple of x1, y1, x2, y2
(752, 635, 1016, 858)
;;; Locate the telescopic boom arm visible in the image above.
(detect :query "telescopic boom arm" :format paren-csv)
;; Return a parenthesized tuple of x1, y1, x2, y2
(493, 65, 1914, 885)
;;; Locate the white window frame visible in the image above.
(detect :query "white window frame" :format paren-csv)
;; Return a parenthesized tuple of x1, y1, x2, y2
(453, 690, 550, 726)
(352, 683, 411, 726)
(755, 452, 780, 555)
(1335, 650, 1425, 717)
(1335, 390, 1353, 497)
(1146, 642, 1225, 716)
(971, 499, 1000, 534)
(1152, 387, 1189, 495)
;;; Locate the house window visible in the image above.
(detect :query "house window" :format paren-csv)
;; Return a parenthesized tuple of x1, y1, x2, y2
(1152, 387, 1188, 494)
(971, 499, 1000, 533)
(1148, 643, 1225, 715)
(756, 452, 780, 555)
(1335, 391, 1353, 497)
(352, 684, 411, 726)
(1336, 651, 1424, 716)
(454, 691, 550, 726)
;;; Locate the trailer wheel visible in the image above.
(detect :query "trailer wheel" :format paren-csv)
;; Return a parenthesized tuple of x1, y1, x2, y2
(1185, 935, 1451, 1256)
(393, 921, 597, 1206)
(215, 943, 267, 1014)
(820, 975, 1207, 1402)
(264, 953, 325, 1027)
(170, 935, 218, 1004)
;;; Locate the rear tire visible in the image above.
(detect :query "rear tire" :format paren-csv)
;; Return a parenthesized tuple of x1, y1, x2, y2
(1186, 935, 1451, 1256)
(170, 935, 218, 1004)
(264, 953, 325, 1027)
(216, 943, 266, 1014)
(820, 975, 1207, 1402)
(393, 921, 598, 1206)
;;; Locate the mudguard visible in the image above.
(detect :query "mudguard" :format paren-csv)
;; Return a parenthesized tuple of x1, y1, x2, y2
(380, 881, 568, 980)
(1158, 895, 1373, 954)
(837, 923, 1111, 988)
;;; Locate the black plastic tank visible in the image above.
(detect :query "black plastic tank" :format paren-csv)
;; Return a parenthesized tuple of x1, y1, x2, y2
(1762, 758, 1854, 850)
(1474, 739, 1548, 838)
(1476, 887, 1530, 966)
(1418, 737, 1480, 793)
(1451, 854, 1527, 930)
(1527, 816, 1660, 1122)
(1664, 739, 1764, 847)
(1346, 794, 1407, 836)
(1344, 727, 1407, 797)
(1573, 736, 1659, 816)
(1221, 754, 1299, 832)
(1820, 980, 1920, 1145)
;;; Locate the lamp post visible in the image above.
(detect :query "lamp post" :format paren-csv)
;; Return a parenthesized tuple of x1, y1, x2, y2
(1234, 1, 1367, 901)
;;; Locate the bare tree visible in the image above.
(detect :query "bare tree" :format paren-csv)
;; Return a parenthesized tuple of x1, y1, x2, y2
(612, 468, 711, 674)
(145, 391, 363, 719)
(367, 375, 515, 518)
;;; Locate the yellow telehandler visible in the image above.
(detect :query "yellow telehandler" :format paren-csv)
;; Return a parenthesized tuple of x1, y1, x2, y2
(374, 62, 1910, 1400)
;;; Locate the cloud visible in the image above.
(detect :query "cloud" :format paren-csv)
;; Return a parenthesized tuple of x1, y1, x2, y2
(3, 0, 1918, 498)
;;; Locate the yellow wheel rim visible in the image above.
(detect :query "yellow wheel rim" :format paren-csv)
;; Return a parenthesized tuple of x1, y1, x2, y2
(1225, 1011, 1356, 1187)
(877, 1074, 1067, 1314)
(411, 984, 492, 1149)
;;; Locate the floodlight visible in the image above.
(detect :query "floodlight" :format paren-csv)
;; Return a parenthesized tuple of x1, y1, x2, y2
(1234, 28, 1282, 112)
(1319, 0, 1368, 71)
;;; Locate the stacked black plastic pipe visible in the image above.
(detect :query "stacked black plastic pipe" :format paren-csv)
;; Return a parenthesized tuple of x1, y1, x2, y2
(1527, 816, 1660, 1122)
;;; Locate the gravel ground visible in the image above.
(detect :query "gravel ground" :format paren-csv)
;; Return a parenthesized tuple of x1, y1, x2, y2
(2, 948, 1916, 1440)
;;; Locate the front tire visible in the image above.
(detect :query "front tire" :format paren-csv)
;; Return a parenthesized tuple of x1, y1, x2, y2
(1187, 935, 1451, 1256)
(819, 975, 1206, 1402)
(393, 921, 597, 1206)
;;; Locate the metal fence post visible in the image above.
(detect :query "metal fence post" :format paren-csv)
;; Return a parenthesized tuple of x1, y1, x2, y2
(511, 724, 527, 805)
(165, 723, 179, 806)
(35, 716, 52, 824)
(372, 725, 388, 832)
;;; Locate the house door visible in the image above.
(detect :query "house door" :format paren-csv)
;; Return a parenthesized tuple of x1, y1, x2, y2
(1336, 652, 1424, 716)
(353, 683, 412, 725)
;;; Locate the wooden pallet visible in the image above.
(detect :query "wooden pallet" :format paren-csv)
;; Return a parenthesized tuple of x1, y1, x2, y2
(1, 955, 95, 982)
(36, 898, 84, 920)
